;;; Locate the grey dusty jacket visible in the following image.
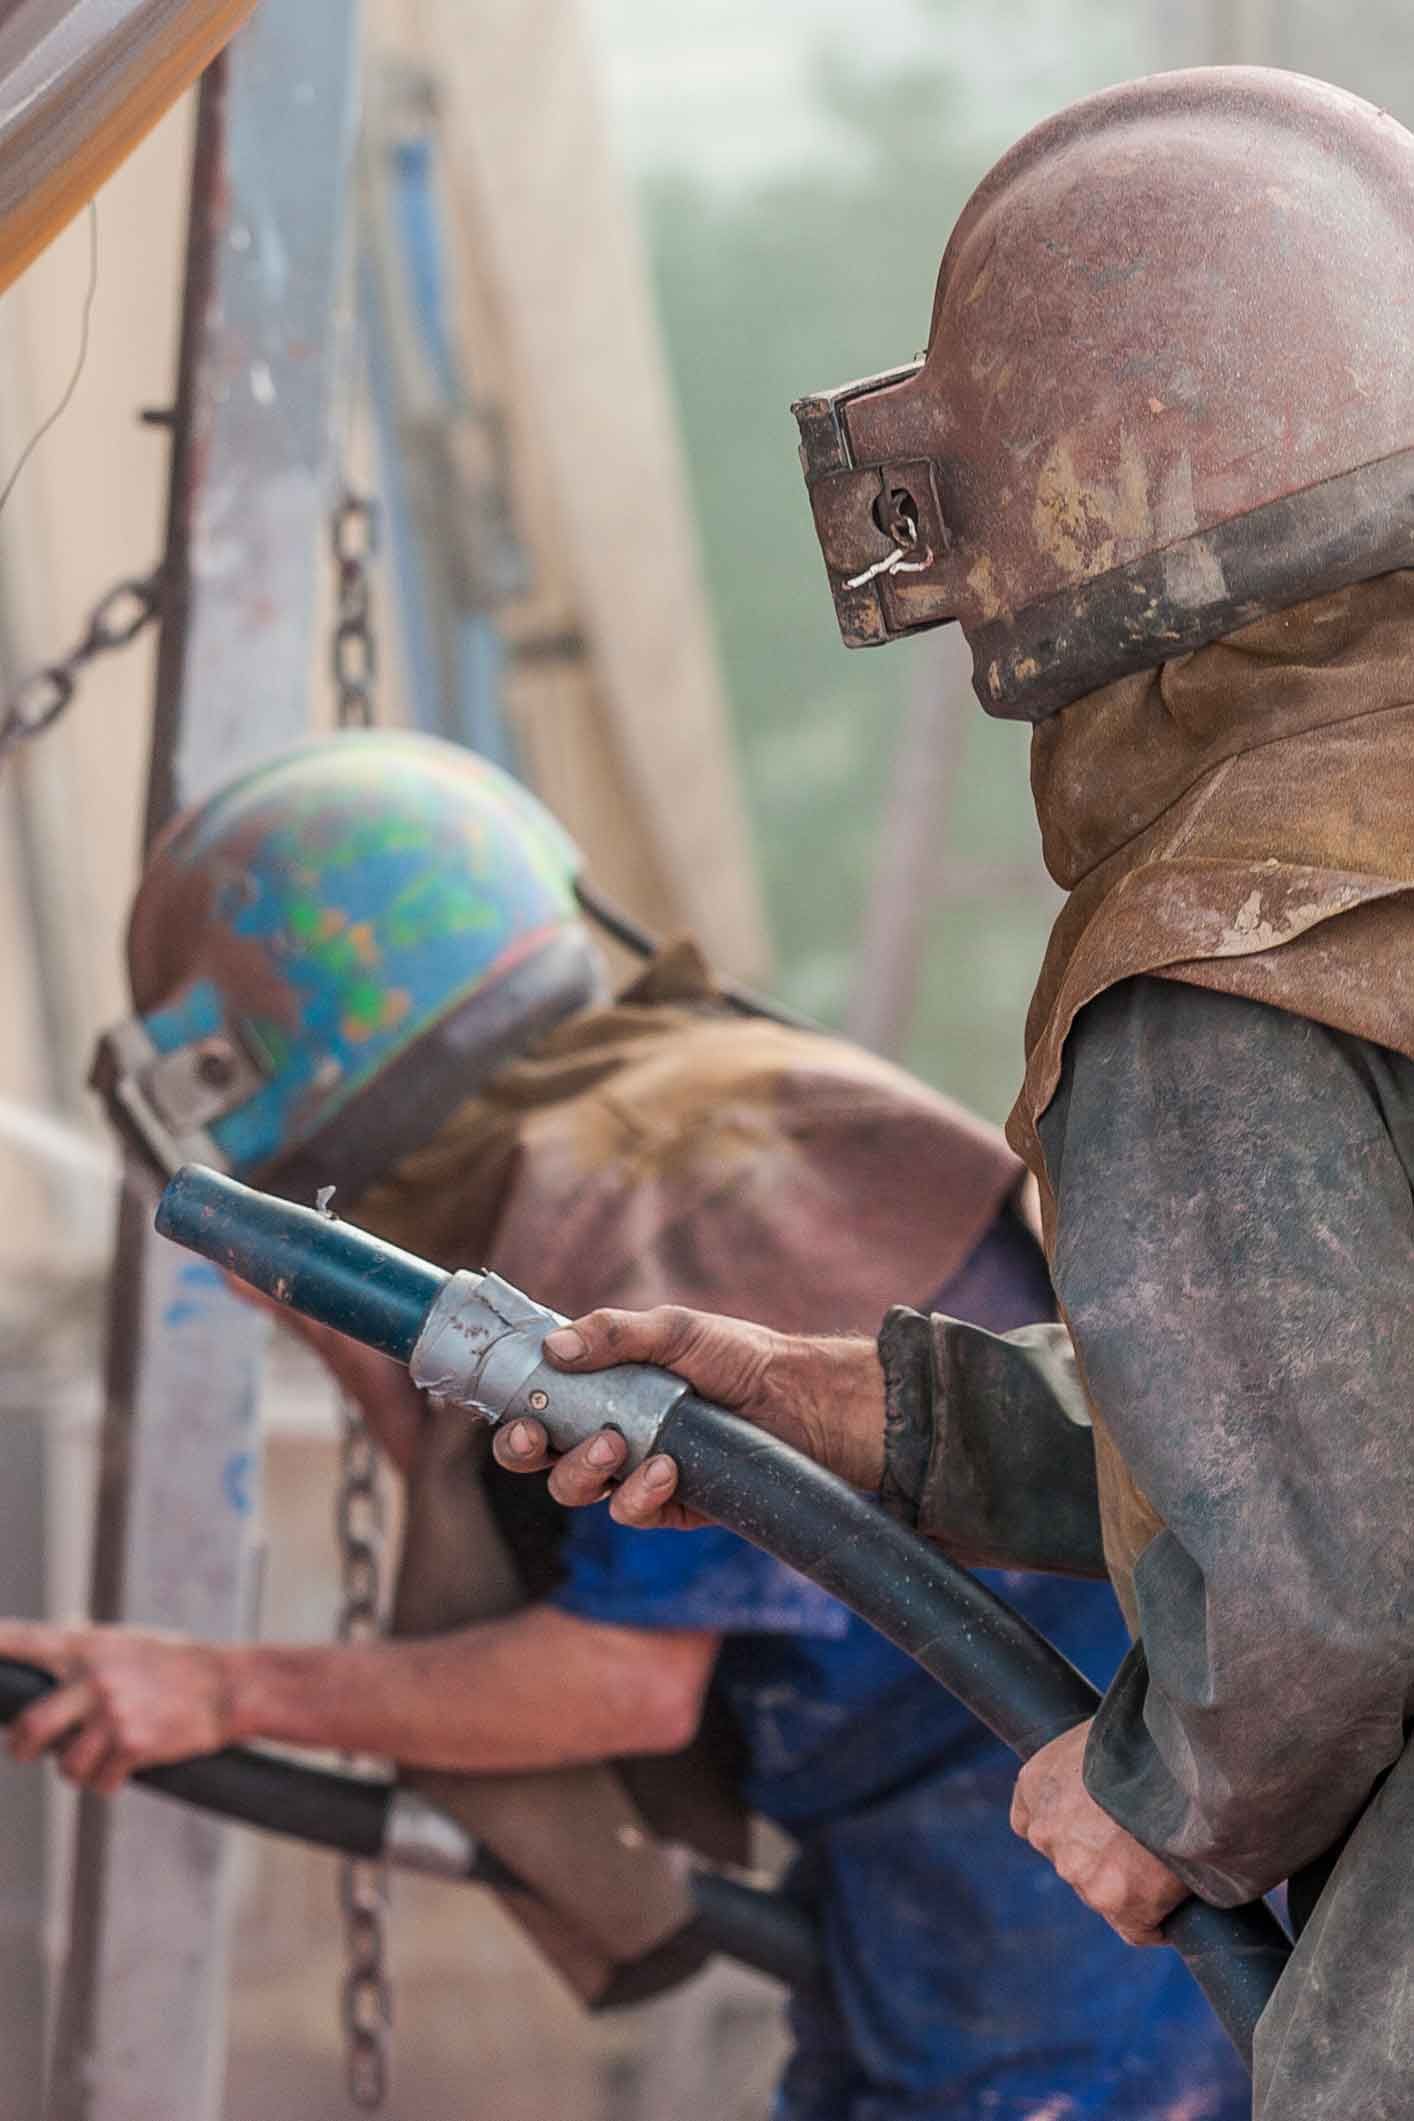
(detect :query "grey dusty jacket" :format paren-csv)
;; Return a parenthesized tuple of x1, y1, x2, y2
(882, 975, 1414, 1909)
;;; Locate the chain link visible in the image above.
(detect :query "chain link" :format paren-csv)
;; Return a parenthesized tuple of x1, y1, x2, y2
(336, 1392, 392, 2111)
(336, 1403, 386, 1640)
(0, 572, 161, 764)
(331, 491, 379, 730)
(330, 486, 391, 2109)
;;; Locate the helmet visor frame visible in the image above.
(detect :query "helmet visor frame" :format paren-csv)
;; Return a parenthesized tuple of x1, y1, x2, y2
(791, 360, 958, 654)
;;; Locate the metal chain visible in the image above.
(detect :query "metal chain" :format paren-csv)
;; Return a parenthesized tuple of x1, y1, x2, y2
(0, 572, 162, 764)
(335, 1393, 392, 2111)
(330, 486, 391, 2110)
(331, 491, 379, 729)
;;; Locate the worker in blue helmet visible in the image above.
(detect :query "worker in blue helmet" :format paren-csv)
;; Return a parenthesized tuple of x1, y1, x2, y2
(2, 733, 1248, 2117)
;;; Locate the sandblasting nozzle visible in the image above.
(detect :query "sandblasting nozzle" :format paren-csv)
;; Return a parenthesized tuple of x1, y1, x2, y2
(409, 1270, 688, 1469)
(156, 1166, 687, 1468)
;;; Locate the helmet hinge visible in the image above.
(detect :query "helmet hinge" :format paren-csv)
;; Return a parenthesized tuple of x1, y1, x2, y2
(90, 1019, 264, 1178)
(802, 455, 954, 648)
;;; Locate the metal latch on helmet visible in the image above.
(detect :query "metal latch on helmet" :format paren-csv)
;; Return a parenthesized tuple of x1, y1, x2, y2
(408, 1269, 689, 1470)
(800, 454, 953, 649)
(90, 1016, 264, 1178)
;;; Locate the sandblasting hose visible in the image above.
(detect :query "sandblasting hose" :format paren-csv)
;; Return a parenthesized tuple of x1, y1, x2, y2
(155, 1166, 1291, 2063)
(0, 1668, 816, 1993)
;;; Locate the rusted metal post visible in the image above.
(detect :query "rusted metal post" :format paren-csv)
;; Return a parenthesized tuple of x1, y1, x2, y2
(0, 1365, 49, 2121)
(46, 8, 364, 2118)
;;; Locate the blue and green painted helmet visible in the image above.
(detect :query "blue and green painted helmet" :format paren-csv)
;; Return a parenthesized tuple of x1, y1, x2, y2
(94, 732, 602, 1199)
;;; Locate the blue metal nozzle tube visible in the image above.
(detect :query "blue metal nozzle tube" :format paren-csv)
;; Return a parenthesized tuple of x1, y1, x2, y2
(155, 1164, 448, 1361)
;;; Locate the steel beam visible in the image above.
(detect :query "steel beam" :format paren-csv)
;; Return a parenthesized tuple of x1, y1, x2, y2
(47, 8, 364, 2118)
(359, 61, 522, 762)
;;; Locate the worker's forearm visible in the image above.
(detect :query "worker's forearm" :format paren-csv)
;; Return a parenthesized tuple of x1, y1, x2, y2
(223, 1607, 717, 1773)
(1048, 978, 1414, 1901)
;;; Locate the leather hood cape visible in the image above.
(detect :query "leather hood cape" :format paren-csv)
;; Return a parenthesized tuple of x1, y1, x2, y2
(1010, 569, 1414, 1585)
(353, 942, 1024, 2005)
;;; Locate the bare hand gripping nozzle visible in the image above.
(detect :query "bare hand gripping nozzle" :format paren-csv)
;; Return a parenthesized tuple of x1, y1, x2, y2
(150, 1161, 691, 1468)
(408, 1270, 693, 1471)
(154, 1163, 1292, 2067)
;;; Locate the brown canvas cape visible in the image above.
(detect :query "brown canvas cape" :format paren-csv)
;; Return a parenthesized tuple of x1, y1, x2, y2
(356, 943, 1024, 2002)
(1008, 570, 1414, 1585)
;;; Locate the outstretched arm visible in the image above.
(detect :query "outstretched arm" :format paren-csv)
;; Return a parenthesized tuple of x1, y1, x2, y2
(0, 1607, 719, 1793)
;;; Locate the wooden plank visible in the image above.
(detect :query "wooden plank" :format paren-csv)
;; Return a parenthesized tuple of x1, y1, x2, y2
(0, 0, 258, 294)
(387, 0, 769, 979)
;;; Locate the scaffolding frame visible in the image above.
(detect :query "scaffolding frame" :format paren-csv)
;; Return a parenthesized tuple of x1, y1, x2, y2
(47, 9, 365, 2116)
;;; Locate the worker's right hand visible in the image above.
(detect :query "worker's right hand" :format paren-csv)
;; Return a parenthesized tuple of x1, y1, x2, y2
(491, 1307, 886, 1528)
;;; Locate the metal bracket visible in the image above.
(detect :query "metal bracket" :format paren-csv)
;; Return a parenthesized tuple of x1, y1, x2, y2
(89, 1018, 264, 1178)
(803, 456, 953, 647)
(383, 1791, 478, 1880)
(793, 362, 959, 649)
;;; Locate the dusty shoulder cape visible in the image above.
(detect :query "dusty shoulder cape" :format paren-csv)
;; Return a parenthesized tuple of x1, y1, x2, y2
(363, 939, 1022, 1324)
(1008, 570, 1414, 1583)
(356, 942, 1023, 2003)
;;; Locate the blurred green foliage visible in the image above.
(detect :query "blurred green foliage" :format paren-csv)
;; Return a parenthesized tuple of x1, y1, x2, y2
(634, 0, 1414, 1114)
(638, 0, 1148, 1117)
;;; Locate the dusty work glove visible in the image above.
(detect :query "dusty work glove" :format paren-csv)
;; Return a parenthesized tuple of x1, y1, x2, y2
(0, 1620, 236, 1793)
(490, 1304, 887, 1527)
(1010, 1721, 1188, 1947)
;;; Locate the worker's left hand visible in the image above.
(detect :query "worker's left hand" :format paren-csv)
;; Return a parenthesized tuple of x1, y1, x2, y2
(1010, 1720, 1188, 1947)
(0, 1620, 234, 1794)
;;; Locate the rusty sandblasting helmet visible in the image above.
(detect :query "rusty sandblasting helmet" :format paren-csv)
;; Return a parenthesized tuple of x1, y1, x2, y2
(92, 732, 602, 1201)
(794, 67, 1414, 721)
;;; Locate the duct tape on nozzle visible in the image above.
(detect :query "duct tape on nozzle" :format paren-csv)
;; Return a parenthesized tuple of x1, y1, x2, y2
(408, 1269, 687, 1470)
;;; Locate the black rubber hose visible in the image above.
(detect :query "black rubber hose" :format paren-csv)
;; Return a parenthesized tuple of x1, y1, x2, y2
(153, 1171, 1289, 2054)
(657, 1397, 1291, 2066)
(0, 1659, 818, 1990)
(445, 1842, 818, 1988)
(687, 1873, 822, 1989)
(0, 1659, 389, 1857)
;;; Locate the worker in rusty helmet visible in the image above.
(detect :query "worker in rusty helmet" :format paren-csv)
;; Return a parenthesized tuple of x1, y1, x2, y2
(488, 66, 1414, 2121)
(0, 730, 1247, 2116)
